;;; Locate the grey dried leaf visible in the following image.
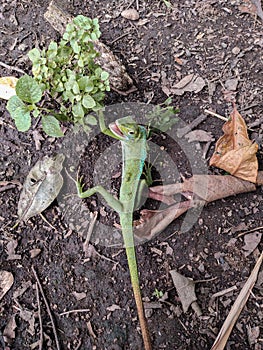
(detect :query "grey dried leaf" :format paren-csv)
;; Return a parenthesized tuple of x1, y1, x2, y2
(242, 232, 262, 257)
(18, 154, 65, 222)
(171, 74, 206, 95)
(0, 270, 14, 301)
(3, 315, 16, 340)
(170, 270, 201, 314)
(185, 129, 214, 143)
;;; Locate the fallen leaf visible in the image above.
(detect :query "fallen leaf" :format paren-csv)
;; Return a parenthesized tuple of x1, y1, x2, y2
(18, 154, 65, 222)
(72, 291, 86, 301)
(242, 232, 262, 257)
(239, 0, 263, 20)
(185, 129, 214, 143)
(0, 76, 18, 100)
(170, 74, 206, 96)
(247, 325, 260, 346)
(135, 172, 263, 241)
(0, 270, 14, 300)
(209, 106, 258, 183)
(106, 304, 121, 312)
(211, 252, 263, 350)
(169, 270, 202, 316)
(6, 239, 21, 260)
(3, 315, 17, 340)
(29, 248, 42, 258)
(13, 281, 32, 299)
(225, 78, 239, 91)
(121, 9, 139, 20)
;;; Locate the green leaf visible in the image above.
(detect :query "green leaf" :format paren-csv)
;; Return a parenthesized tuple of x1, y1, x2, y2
(15, 75, 42, 103)
(82, 94, 96, 109)
(14, 109, 31, 131)
(72, 102, 84, 119)
(42, 115, 64, 137)
(101, 71, 109, 81)
(7, 96, 31, 131)
(85, 115, 97, 125)
(28, 48, 41, 63)
(6, 95, 25, 114)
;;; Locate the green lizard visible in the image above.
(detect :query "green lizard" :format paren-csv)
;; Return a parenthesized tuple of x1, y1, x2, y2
(76, 114, 152, 350)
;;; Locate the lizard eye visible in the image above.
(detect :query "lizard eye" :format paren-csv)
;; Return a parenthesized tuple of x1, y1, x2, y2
(128, 130, 135, 135)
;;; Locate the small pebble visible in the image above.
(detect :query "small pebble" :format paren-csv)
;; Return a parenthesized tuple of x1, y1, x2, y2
(232, 46, 240, 55)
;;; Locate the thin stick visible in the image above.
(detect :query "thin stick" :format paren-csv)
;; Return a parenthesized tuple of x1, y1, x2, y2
(0, 61, 26, 74)
(83, 211, 98, 251)
(35, 283, 43, 350)
(39, 213, 58, 231)
(59, 308, 90, 316)
(237, 226, 263, 238)
(31, 266, 61, 350)
(204, 109, 228, 122)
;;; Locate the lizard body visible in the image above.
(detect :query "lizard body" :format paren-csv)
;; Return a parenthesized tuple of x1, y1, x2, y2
(76, 114, 152, 350)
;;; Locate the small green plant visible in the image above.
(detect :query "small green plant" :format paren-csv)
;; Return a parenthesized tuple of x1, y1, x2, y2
(162, 0, 172, 9)
(7, 15, 110, 136)
(152, 288, 164, 299)
(146, 97, 179, 133)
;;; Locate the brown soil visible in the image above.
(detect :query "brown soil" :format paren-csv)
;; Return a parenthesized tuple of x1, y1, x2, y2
(0, 1, 262, 350)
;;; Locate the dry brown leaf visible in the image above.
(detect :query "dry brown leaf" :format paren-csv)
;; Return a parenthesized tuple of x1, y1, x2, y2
(0, 270, 14, 301)
(239, 0, 263, 20)
(211, 251, 263, 350)
(209, 106, 258, 183)
(171, 74, 206, 96)
(121, 8, 140, 20)
(135, 172, 263, 241)
(3, 315, 17, 341)
(242, 232, 262, 257)
(170, 270, 202, 316)
(18, 154, 65, 222)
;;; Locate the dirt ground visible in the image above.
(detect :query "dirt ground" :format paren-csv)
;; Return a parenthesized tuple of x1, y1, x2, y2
(0, 1, 263, 349)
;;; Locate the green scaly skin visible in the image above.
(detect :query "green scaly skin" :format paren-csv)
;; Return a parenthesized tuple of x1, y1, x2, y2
(76, 114, 152, 350)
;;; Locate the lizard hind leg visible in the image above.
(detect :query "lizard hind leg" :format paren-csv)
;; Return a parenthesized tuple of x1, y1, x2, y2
(76, 178, 123, 213)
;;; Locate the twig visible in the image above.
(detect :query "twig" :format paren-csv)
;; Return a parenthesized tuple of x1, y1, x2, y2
(59, 309, 90, 316)
(110, 32, 130, 45)
(237, 225, 263, 238)
(177, 113, 208, 138)
(211, 251, 263, 350)
(83, 211, 98, 251)
(31, 266, 61, 350)
(204, 109, 228, 122)
(0, 61, 26, 74)
(35, 283, 43, 350)
(39, 213, 58, 231)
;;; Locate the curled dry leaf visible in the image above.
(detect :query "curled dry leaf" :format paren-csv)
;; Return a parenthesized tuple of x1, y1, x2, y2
(18, 154, 65, 222)
(0, 270, 14, 301)
(209, 106, 258, 183)
(0, 76, 18, 100)
(134, 172, 263, 241)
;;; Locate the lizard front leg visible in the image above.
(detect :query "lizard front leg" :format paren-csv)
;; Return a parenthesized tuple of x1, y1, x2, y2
(76, 179, 123, 213)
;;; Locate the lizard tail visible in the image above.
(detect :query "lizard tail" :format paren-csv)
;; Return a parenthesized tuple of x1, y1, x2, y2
(122, 219, 152, 350)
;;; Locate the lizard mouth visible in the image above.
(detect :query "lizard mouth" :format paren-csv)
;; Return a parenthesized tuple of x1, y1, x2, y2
(109, 122, 124, 138)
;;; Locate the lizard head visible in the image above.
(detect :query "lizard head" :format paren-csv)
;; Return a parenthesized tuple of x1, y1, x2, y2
(109, 117, 146, 141)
